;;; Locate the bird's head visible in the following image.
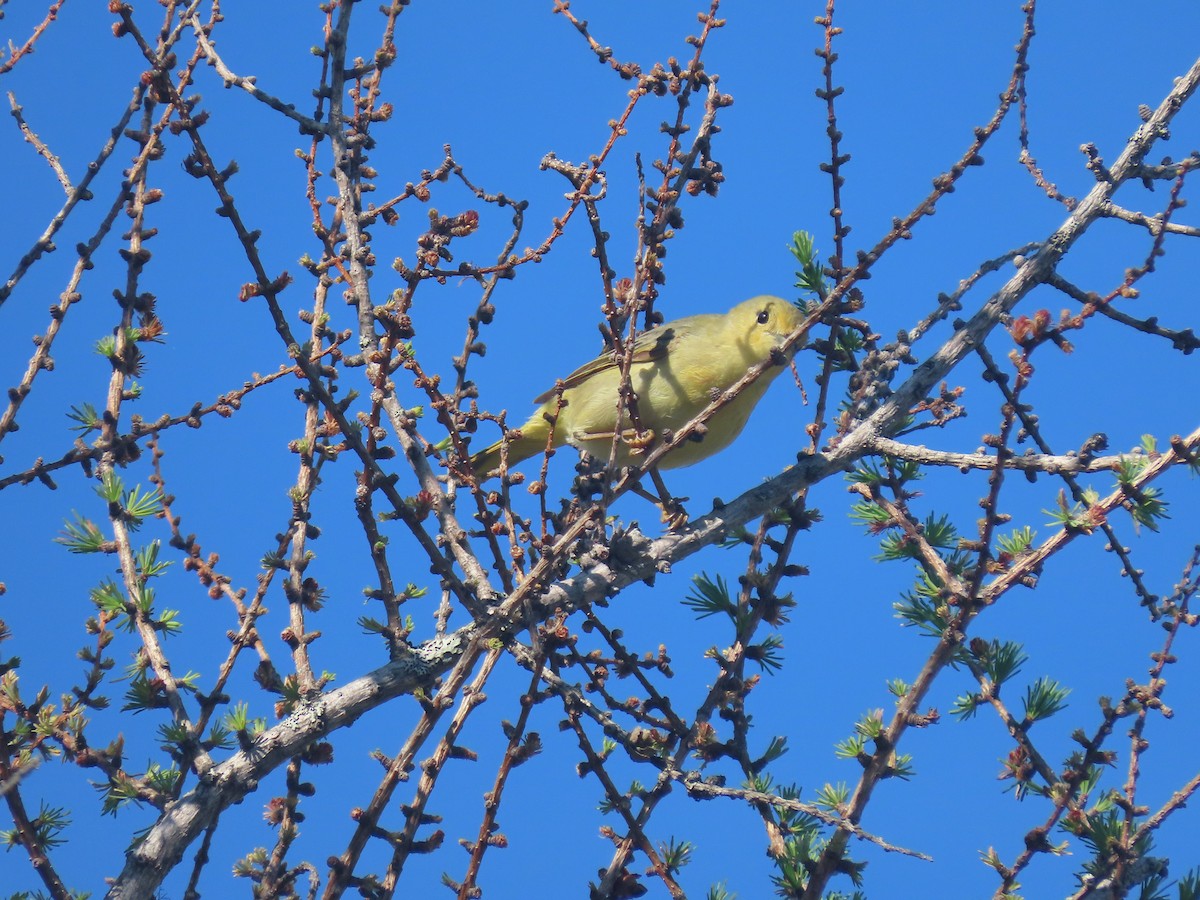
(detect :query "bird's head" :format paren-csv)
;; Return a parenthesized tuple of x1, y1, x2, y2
(731, 295, 807, 359)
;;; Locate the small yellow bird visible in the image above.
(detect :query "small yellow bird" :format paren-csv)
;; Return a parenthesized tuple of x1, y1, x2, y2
(469, 295, 803, 476)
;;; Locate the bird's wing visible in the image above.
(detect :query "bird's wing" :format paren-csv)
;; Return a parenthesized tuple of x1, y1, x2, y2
(532, 323, 681, 404)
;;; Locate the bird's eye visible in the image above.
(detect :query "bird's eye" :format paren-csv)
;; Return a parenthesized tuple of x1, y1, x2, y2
(756, 309, 770, 325)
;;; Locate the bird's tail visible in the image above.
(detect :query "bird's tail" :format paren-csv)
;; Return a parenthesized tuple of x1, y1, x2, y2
(469, 414, 555, 477)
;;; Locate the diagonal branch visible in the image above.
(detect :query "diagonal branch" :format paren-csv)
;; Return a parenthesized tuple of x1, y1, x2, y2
(105, 37, 1200, 900)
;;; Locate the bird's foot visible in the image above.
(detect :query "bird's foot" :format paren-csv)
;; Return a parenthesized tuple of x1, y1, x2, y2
(659, 495, 691, 531)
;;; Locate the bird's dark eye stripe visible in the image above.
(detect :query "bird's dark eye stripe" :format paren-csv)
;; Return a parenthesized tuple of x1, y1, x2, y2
(756, 309, 770, 325)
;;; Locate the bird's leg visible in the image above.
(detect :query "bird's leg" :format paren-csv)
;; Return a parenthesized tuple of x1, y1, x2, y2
(646, 466, 690, 530)
(622, 430, 691, 528)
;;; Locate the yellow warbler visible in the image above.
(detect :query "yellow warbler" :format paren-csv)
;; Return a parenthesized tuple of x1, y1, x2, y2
(470, 295, 803, 476)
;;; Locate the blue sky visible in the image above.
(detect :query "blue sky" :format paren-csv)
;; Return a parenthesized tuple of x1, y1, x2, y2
(2, 2, 1199, 898)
